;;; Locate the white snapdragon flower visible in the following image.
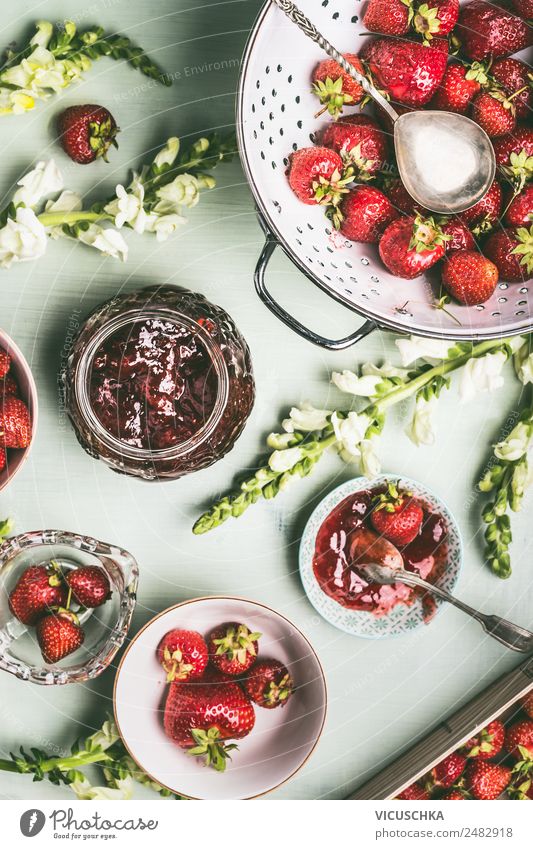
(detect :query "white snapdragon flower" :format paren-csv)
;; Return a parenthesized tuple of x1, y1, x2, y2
(514, 340, 533, 385)
(458, 351, 507, 403)
(3, 47, 69, 94)
(494, 421, 533, 462)
(145, 212, 186, 242)
(396, 336, 452, 367)
(77, 224, 128, 262)
(30, 20, 54, 49)
(282, 403, 331, 433)
(153, 136, 180, 169)
(70, 776, 134, 801)
(359, 436, 382, 477)
(0, 88, 35, 115)
(105, 178, 147, 234)
(0, 207, 47, 268)
(87, 720, 121, 751)
(44, 191, 83, 239)
(156, 174, 201, 211)
(406, 395, 437, 446)
(268, 447, 303, 473)
(13, 160, 64, 208)
(331, 369, 382, 398)
(361, 361, 410, 380)
(331, 411, 371, 459)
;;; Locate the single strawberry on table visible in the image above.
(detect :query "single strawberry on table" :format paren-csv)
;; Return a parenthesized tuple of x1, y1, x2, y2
(430, 752, 467, 788)
(456, 0, 532, 61)
(363, 0, 413, 36)
(370, 482, 423, 546)
(244, 659, 294, 709)
(0, 397, 31, 449)
(431, 62, 487, 114)
(442, 250, 498, 305)
(465, 761, 511, 800)
(471, 90, 517, 139)
(320, 115, 388, 181)
(57, 104, 119, 165)
(65, 566, 111, 609)
(288, 146, 349, 207)
(412, 0, 460, 39)
(337, 185, 398, 242)
(461, 720, 505, 760)
(505, 719, 533, 760)
(491, 58, 532, 122)
(504, 186, 533, 229)
(156, 629, 208, 682)
(379, 215, 448, 279)
(208, 622, 261, 676)
(164, 675, 256, 771)
(361, 37, 447, 107)
(36, 609, 85, 664)
(484, 226, 533, 283)
(9, 562, 67, 626)
(312, 54, 365, 119)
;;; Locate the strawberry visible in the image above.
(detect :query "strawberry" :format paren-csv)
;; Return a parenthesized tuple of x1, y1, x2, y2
(156, 629, 208, 682)
(442, 250, 498, 305)
(510, 0, 533, 17)
(413, 0, 460, 38)
(494, 128, 533, 193)
(431, 63, 486, 114)
(288, 147, 349, 207)
(456, 1, 532, 61)
(458, 179, 502, 233)
(164, 676, 255, 771)
(471, 90, 516, 139)
(491, 58, 532, 122)
(441, 218, 476, 253)
(338, 186, 399, 242)
(383, 177, 429, 216)
(312, 54, 365, 118)
(0, 349, 11, 379)
(57, 105, 119, 164)
(521, 692, 533, 719)
(208, 622, 261, 676)
(484, 226, 533, 283)
(363, 0, 413, 36)
(65, 566, 111, 609)
(362, 38, 447, 107)
(462, 720, 505, 760)
(0, 375, 18, 398)
(0, 448, 6, 472)
(0, 397, 31, 448)
(465, 761, 511, 800)
(431, 752, 467, 788)
(9, 563, 67, 626)
(321, 115, 388, 180)
(441, 789, 467, 799)
(505, 719, 533, 760)
(244, 659, 293, 709)
(396, 783, 431, 800)
(36, 609, 85, 664)
(379, 215, 448, 278)
(504, 186, 533, 228)
(370, 481, 424, 545)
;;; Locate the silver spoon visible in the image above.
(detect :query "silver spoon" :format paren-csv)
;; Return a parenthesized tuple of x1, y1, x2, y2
(272, 0, 496, 215)
(363, 560, 533, 653)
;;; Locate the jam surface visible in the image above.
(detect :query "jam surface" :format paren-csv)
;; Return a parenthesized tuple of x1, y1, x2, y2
(312, 486, 449, 619)
(90, 318, 219, 450)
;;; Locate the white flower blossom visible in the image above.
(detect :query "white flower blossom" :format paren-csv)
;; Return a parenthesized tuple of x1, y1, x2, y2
(494, 422, 533, 462)
(396, 336, 452, 367)
(268, 447, 303, 473)
(0, 206, 47, 268)
(2, 46, 77, 95)
(514, 340, 533, 385)
(30, 21, 54, 49)
(282, 403, 331, 433)
(359, 437, 382, 477)
(87, 720, 120, 751)
(406, 395, 437, 446)
(153, 136, 180, 169)
(331, 411, 371, 459)
(459, 351, 507, 403)
(144, 212, 186, 242)
(70, 775, 134, 801)
(331, 369, 382, 398)
(13, 160, 63, 208)
(77, 224, 128, 262)
(361, 361, 410, 380)
(156, 174, 201, 211)
(105, 178, 147, 233)
(0, 88, 35, 115)
(44, 191, 83, 239)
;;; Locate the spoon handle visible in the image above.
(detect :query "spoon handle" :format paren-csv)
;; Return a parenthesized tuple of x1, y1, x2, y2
(270, 0, 399, 122)
(398, 572, 533, 653)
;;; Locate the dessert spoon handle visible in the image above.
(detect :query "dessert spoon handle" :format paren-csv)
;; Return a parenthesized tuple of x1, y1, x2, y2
(270, 0, 399, 122)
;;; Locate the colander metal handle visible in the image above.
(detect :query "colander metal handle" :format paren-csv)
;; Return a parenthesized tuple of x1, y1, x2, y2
(254, 237, 377, 350)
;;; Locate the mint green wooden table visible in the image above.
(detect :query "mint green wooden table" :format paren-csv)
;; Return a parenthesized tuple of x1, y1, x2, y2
(0, 0, 530, 801)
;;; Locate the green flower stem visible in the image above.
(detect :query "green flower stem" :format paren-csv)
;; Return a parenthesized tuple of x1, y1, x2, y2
(37, 211, 112, 228)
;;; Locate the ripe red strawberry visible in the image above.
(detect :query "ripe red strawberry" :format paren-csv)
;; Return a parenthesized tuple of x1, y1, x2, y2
(510, 0, 533, 17)
(338, 186, 399, 242)
(57, 105, 119, 164)
(465, 761, 511, 800)
(491, 58, 532, 122)
(442, 789, 467, 799)
(505, 720, 533, 760)
(321, 115, 388, 180)
(458, 179, 502, 233)
(431, 753, 467, 788)
(312, 54, 365, 118)
(0, 448, 6, 472)
(0, 375, 18, 397)
(431, 63, 486, 114)
(288, 147, 348, 207)
(384, 177, 429, 216)
(370, 482, 424, 545)
(208, 622, 261, 676)
(362, 38, 447, 107)
(9, 563, 67, 626)
(442, 250, 498, 305)
(0, 349, 11, 379)
(65, 566, 111, 609)
(471, 90, 516, 139)
(521, 692, 533, 719)
(504, 187, 533, 228)
(244, 659, 293, 709)
(363, 0, 413, 36)
(484, 226, 533, 283)
(457, 1, 532, 61)
(441, 218, 476, 253)
(396, 782, 431, 800)
(164, 676, 255, 771)
(379, 215, 447, 278)
(413, 0, 460, 38)
(494, 128, 533, 193)
(0, 397, 31, 448)
(462, 720, 505, 760)
(156, 629, 208, 682)
(36, 610, 85, 663)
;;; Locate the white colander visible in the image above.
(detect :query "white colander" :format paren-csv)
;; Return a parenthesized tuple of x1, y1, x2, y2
(236, 0, 532, 349)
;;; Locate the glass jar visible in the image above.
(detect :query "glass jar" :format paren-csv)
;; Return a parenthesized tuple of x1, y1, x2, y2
(63, 286, 255, 481)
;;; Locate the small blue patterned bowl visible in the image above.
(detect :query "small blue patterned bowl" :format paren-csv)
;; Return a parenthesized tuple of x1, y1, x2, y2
(299, 476, 463, 639)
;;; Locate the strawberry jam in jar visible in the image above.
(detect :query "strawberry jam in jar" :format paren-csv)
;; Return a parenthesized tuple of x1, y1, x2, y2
(63, 286, 255, 480)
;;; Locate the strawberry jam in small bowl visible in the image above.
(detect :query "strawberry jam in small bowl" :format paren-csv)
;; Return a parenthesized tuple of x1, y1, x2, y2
(299, 476, 462, 638)
(63, 286, 255, 481)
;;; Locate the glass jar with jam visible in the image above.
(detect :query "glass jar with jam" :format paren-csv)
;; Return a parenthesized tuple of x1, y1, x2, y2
(63, 286, 255, 481)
